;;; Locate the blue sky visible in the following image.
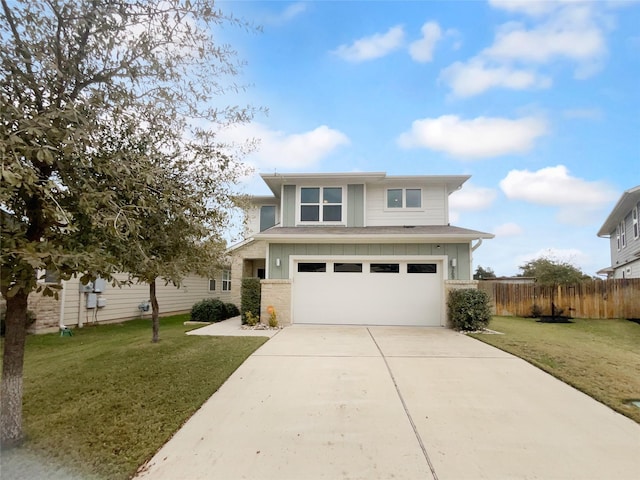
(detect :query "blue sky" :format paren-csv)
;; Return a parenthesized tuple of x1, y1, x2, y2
(216, 0, 640, 277)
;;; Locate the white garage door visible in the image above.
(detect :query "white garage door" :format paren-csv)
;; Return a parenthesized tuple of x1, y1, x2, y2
(292, 259, 443, 326)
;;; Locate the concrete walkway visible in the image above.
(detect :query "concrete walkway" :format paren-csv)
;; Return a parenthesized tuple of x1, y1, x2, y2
(185, 316, 281, 338)
(136, 325, 640, 480)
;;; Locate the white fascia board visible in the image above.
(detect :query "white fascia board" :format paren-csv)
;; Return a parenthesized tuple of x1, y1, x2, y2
(255, 233, 492, 244)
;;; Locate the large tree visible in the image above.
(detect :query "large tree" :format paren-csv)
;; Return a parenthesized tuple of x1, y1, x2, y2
(518, 257, 590, 286)
(1, 0, 255, 445)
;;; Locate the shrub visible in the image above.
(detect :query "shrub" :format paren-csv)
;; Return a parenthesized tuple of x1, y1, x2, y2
(241, 278, 261, 325)
(190, 298, 227, 323)
(267, 305, 278, 328)
(244, 311, 259, 326)
(225, 302, 240, 318)
(530, 304, 543, 318)
(447, 288, 491, 332)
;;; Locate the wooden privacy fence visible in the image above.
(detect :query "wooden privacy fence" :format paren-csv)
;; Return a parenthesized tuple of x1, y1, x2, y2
(478, 279, 640, 319)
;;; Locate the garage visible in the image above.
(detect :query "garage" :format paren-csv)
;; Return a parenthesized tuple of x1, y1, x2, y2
(292, 258, 444, 326)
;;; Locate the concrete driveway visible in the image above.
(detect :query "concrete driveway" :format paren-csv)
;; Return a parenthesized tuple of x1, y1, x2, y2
(136, 325, 640, 480)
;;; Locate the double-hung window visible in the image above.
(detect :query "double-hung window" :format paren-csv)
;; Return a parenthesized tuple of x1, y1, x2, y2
(621, 220, 626, 248)
(633, 206, 639, 239)
(222, 270, 231, 291)
(386, 188, 422, 209)
(616, 225, 621, 251)
(300, 187, 342, 222)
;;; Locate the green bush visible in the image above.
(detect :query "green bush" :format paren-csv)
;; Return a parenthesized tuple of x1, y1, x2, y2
(241, 278, 261, 325)
(190, 298, 228, 323)
(447, 288, 491, 331)
(225, 302, 240, 318)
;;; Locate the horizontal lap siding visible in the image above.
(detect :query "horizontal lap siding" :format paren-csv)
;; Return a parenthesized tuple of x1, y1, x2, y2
(365, 184, 446, 226)
(62, 274, 226, 326)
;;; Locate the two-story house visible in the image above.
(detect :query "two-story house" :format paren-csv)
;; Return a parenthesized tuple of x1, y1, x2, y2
(229, 172, 493, 327)
(597, 185, 640, 279)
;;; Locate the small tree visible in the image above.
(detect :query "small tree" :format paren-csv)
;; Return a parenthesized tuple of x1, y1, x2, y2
(1, 0, 257, 445)
(474, 265, 496, 280)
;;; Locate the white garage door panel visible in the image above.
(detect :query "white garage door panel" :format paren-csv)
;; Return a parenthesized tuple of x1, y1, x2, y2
(293, 260, 442, 326)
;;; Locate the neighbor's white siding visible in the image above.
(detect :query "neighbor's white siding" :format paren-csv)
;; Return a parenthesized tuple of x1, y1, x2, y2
(61, 273, 230, 327)
(365, 183, 447, 226)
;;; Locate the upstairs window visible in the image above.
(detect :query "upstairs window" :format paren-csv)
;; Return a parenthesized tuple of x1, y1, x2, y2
(386, 188, 422, 209)
(633, 206, 638, 239)
(620, 220, 626, 248)
(209, 279, 216, 291)
(300, 187, 342, 222)
(616, 225, 621, 251)
(260, 205, 276, 232)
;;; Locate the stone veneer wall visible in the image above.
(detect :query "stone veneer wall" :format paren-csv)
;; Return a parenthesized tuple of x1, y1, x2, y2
(1, 290, 61, 333)
(443, 280, 479, 328)
(229, 239, 268, 307)
(260, 279, 291, 326)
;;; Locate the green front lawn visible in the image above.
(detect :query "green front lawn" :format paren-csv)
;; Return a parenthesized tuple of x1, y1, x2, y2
(470, 316, 640, 424)
(1, 315, 268, 479)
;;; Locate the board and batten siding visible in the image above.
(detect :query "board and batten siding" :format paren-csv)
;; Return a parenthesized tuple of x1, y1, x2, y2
(365, 183, 447, 226)
(60, 273, 229, 327)
(282, 184, 296, 227)
(268, 243, 470, 280)
(347, 184, 365, 227)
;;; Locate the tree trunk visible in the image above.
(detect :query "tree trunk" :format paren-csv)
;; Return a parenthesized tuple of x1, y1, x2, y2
(150, 280, 160, 343)
(1, 290, 29, 447)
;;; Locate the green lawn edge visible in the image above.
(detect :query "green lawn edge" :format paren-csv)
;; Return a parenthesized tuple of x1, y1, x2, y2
(469, 316, 640, 424)
(0, 314, 268, 479)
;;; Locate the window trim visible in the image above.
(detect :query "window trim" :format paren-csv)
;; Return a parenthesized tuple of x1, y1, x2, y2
(620, 220, 626, 248)
(616, 225, 621, 251)
(633, 206, 639, 240)
(385, 188, 423, 210)
(298, 186, 345, 224)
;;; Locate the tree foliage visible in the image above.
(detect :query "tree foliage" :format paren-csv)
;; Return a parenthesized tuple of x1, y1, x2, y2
(1, 0, 257, 445)
(518, 257, 590, 286)
(473, 265, 496, 280)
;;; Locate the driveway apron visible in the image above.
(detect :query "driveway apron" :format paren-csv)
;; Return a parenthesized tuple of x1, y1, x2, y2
(136, 326, 640, 480)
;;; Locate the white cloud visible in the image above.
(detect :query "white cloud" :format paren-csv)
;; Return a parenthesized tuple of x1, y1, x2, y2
(440, 59, 552, 97)
(333, 26, 405, 62)
(397, 115, 547, 159)
(449, 184, 497, 211)
(263, 2, 308, 26)
(494, 222, 524, 237)
(219, 123, 350, 170)
(409, 21, 442, 63)
(483, 7, 606, 69)
(499, 165, 618, 225)
(441, 1, 609, 96)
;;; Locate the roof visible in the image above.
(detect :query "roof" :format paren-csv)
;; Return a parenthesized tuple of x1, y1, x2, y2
(259, 172, 471, 197)
(597, 185, 640, 237)
(254, 225, 494, 244)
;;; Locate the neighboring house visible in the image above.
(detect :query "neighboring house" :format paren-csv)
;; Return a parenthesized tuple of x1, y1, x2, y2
(2, 270, 232, 333)
(597, 185, 640, 279)
(229, 172, 494, 327)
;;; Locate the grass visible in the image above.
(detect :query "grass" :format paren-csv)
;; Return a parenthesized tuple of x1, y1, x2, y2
(469, 316, 640, 424)
(1, 315, 268, 479)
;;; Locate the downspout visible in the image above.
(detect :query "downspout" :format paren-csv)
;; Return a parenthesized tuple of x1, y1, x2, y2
(471, 239, 483, 280)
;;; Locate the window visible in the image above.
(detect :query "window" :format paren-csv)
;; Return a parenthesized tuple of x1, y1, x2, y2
(334, 263, 362, 273)
(386, 188, 422, 209)
(633, 206, 638, 239)
(621, 220, 626, 248)
(408, 263, 437, 273)
(222, 270, 231, 291)
(370, 263, 400, 273)
(616, 225, 621, 251)
(260, 205, 276, 232)
(300, 187, 342, 222)
(209, 279, 216, 291)
(297, 262, 326, 273)
(43, 269, 60, 284)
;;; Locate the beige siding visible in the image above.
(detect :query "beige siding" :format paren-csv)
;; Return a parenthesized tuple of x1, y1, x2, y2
(365, 183, 447, 226)
(61, 273, 230, 328)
